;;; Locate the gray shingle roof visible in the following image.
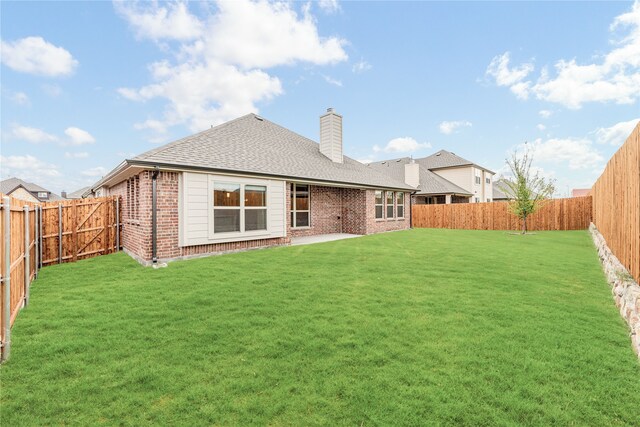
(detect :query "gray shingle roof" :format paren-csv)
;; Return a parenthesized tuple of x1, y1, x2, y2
(493, 179, 512, 200)
(66, 186, 91, 199)
(417, 150, 473, 169)
(367, 157, 472, 196)
(131, 114, 414, 190)
(1, 177, 49, 194)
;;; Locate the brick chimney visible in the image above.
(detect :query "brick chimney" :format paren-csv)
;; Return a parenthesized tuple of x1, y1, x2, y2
(319, 108, 343, 163)
(405, 158, 420, 188)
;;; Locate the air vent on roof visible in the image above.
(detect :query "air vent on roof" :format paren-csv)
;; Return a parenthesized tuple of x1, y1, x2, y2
(255, 115, 264, 121)
(436, 153, 441, 156)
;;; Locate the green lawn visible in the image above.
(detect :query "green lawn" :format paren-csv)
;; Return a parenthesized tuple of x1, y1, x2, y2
(1, 229, 639, 426)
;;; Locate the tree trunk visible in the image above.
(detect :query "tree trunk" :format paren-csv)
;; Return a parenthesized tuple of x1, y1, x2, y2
(522, 215, 527, 234)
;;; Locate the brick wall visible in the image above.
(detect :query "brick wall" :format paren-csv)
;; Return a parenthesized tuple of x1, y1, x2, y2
(110, 172, 410, 264)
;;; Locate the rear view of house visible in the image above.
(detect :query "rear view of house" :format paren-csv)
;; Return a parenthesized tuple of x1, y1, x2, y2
(93, 109, 414, 265)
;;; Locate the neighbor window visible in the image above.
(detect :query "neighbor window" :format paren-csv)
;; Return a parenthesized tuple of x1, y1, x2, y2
(475, 176, 481, 185)
(396, 192, 404, 218)
(375, 190, 384, 219)
(37, 192, 48, 198)
(486, 177, 491, 184)
(213, 182, 241, 233)
(475, 197, 480, 203)
(386, 191, 395, 218)
(291, 184, 310, 227)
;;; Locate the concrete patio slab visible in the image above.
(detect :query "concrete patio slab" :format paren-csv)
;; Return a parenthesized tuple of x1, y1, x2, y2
(290, 233, 362, 246)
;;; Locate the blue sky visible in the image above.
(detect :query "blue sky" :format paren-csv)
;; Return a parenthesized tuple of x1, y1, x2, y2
(1, 0, 639, 196)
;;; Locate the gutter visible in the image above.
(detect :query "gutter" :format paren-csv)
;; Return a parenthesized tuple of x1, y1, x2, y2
(151, 166, 159, 265)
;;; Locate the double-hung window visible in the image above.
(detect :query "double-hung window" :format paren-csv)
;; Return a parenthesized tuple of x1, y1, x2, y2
(291, 184, 310, 227)
(375, 190, 384, 219)
(213, 182, 268, 234)
(396, 192, 404, 218)
(386, 191, 395, 218)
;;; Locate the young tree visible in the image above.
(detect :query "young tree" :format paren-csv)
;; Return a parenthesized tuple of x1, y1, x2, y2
(498, 150, 555, 234)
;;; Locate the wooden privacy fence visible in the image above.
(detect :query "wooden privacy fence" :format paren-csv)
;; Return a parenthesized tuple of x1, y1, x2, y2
(591, 121, 640, 283)
(412, 196, 592, 231)
(0, 194, 121, 362)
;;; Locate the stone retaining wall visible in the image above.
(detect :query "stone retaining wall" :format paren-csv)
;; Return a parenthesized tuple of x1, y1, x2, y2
(589, 223, 640, 357)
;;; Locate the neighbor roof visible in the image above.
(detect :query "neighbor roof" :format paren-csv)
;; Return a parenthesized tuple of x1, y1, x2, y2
(492, 179, 510, 200)
(1, 177, 63, 200)
(367, 158, 472, 196)
(417, 150, 495, 174)
(101, 114, 414, 191)
(66, 186, 91, 199)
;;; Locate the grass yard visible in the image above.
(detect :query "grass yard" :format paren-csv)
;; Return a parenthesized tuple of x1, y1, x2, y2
(1, 229, 639, 426)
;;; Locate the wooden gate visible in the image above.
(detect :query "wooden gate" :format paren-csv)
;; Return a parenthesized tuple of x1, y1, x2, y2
(41, 197, 120, 266)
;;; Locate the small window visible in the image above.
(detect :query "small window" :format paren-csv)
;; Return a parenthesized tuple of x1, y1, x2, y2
(375, 190, 384, 219)
(213, 182, 241, 233)
(386, 191, 395, 218)
(475, 197, 480, 203)
(475, 176, 481, 184)
(291, 184, 310, 228)
(396, 192, 404, 218)
(486, 177, 491, 184)
(37, 192, 48, 198)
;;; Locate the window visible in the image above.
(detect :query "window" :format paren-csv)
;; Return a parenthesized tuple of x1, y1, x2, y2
(245, 185, 267, 231)
(37, 192, 48, 198)
(475, 176, 481, 185)
(212, 182, 267, 234)
(487, 198, 492, 203)
(396, 192, 404, 218)
(475, 197, 480, 203)
(486, 177, 491, 184)
(213, 182, 241, 233)
(375, 190, 384, 219)
(291, 184, 310, 227)
(475, 169, 481, 185)
(386, 191, 395, 218)
(126, 176, 140, 222)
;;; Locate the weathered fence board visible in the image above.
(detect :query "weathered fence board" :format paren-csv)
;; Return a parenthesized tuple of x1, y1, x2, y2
(0, 194, 121, 361)
(412, 196, 592, 231)
(591, 121, 640, 283)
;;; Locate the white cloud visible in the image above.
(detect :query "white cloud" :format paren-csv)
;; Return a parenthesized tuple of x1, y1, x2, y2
(323, 75, 343, 87)
(528, 137, 604, 170)
(64, 151, 89, 159)
(64, 127, 95, 145)
(0, 36, 78, 76)
(0, 155, 61, 179)
(373, 137, 431, 153)
(116, 0, 348, 135)
(42, 83, 63, 97)
(594, 118, 640, 145)
(536, 124, 546, 131)
(81, 166, 107, 177)
(10, 124, 58, 144)
(439, 120, 472, 135)
(318, 0, 341, 14)
(114, 1, 204, 41)
(11, 92, 30, 106)
(485, 52, 534, 99)
(539, 109, 552, 118)
(486, 1, 640, 108)
(352, 59, 372, 74)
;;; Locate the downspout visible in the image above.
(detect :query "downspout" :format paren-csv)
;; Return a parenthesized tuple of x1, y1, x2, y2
(151, 167, 159, 265)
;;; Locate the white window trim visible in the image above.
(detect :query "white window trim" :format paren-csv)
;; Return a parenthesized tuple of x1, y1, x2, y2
(386, 191, 395, 220)
(396, 192, 405, 219)
(207, 176, 271, 240)
(375, 190, 384, 220)
(291, 183, 311, 229)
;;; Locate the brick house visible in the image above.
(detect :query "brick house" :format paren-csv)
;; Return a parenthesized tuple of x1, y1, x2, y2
(93, 109, 415, 265)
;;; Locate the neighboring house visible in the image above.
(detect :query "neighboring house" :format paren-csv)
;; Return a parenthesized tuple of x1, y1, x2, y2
(0, 177, 63, 203)
(92, 109, 415, 265)
(369, 150, 495, 204)
(62, 186, 92, 199)
(571, 188, 590, 197)
(492, 179, 512, 201)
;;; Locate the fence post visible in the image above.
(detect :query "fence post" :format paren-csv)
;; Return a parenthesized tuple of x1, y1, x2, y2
(116, 197, 120, 252)
(23, 205, 30, 306)
(34, 204, 39, 278)
(58, 203, 63, 264)
(39, 206, 43, 269)
(1, 196, 11, 362)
